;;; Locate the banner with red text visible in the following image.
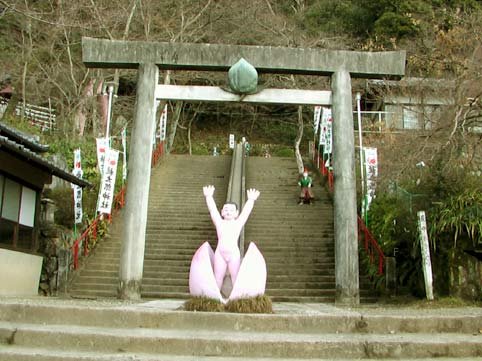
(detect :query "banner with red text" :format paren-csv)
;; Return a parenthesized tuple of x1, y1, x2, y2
(72, 148, 83, 224)
(96, 138, 110, 177)
(97, 149, 119, 215)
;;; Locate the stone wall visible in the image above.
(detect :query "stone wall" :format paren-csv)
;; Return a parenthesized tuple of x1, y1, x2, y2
(38, 221, 72, 296)
(449, 249, 482, 301)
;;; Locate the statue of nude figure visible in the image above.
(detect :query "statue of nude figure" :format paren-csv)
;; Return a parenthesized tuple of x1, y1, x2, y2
(202, 185, 260, 290)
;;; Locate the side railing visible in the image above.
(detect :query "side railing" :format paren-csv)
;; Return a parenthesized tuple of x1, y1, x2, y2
(312, 145, 385, 275)
(151, 141, 165, 167)
(226, 141, 246, 256)
(71, 140, 165, 270)
(313, 148, 334, 191)
(357, 216, 385, 275)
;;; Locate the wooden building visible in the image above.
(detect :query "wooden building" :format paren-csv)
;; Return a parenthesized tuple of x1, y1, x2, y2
(0, 121, 89, 253)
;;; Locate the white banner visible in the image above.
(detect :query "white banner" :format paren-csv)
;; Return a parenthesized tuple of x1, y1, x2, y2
(72, 148, 83, 224)
(159, 104, 168, 141)
(313, 105, 322, 135)
(319, 107, 332, 149)
(96, 138, 110, 176)
(121, 127, 127, 182)
(97, 149, 119, 215)
(229, 134, 235, 149)
(73, 185, 83, 224)
(322, 108, 333, 155)
(73, 148, 81, 172)
(363, 147, 378, 213)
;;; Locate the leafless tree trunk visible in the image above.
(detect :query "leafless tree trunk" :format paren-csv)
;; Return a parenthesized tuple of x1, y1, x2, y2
(187, 112, 196, 155)
(289, 74, 305, 173)
(74, 78, 94, 136)
(294, 105, 304, 174)
(249, 107, 257, 136)
(20, 0, 33, 120)
(113, 0, 138, 89)
(167, 101, 183, 153)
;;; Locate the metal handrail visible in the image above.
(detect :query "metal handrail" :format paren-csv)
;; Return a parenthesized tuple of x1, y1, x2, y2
(226, 142, 246, 256)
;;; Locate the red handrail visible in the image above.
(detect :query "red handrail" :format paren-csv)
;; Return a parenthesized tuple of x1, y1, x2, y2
(72, 217, 99, 269)
(112, 185, 126, 211)
(71, 141, 164, 270)
(357, 216, 385, 275)
(151, 141, 164, 167)
(314, 148, 334, 191)
(312, 145, 384, 275)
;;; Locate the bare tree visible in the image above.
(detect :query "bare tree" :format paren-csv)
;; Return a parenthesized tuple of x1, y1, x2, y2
(294, 105, 304, 174)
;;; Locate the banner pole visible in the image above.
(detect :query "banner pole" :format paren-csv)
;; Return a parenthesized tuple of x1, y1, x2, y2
(356, 92, 365, 216)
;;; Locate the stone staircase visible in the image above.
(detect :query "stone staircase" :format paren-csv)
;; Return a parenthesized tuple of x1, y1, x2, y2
(244, 156, 377, 302)
(244, 157, 335, 302)
(0, 298, 481, 360)
(70, 154, 377, 302)
(69, 154, 231, 299)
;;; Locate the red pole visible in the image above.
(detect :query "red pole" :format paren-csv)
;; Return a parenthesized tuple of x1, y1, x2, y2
(73, 241, 79, 269)
(378, 254, 384, 275)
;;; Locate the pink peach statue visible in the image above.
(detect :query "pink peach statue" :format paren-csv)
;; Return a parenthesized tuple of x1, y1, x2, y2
(189, 185, 267, 303)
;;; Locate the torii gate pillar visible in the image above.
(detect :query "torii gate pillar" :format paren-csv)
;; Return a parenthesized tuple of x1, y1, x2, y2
(332, 71, 359, 304)
(118, 63, 158, 299)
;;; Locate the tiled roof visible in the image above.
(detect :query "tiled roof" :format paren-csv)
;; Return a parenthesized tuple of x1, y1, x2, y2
(0, 123, 90, 188)
(0, 121, 49, 153)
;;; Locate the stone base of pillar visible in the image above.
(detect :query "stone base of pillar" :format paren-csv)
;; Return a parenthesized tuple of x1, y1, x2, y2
(118, 280, 142, 300)
(335, 286, 360, 306)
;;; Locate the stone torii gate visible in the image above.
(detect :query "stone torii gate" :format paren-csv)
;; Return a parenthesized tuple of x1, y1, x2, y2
(82, 37, 405, 305)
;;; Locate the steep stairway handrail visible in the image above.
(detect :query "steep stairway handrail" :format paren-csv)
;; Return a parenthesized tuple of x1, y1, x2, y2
(226, 142, 246, 256)
(312, 146, 385, 275)
(71, 141, 165, 270)
(357, 216, 385, 275)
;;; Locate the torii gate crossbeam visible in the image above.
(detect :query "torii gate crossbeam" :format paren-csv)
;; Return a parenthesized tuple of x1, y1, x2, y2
(82, 37, 405, 306)
(156, 85, 332, 105)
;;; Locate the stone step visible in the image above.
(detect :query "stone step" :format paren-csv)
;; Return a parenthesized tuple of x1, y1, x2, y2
(77, 270, 190, 279)
(91, 251, 335, 262)
(71, 282, 346, 295)
(140, 248, 335, 256)
(69, 275, 339, 289)
(146, 218, 333, 226)
(74, 270, 339, 284)
(68, 289, 117, 298)
(3, 348, 478, 361)
(79, 259, 336, 271)
(1, 300, 481, 360)
(91, 244, 335, 258)
(142, 239, 334, 246)
(3, 300, 481, 335)
(70, 277, 344, 290)
(69, 290, 345, 302)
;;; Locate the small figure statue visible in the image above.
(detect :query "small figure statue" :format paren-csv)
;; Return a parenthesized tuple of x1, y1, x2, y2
(241, 137, 251, 157)
(298, 169, 314, 205)
(202, 185, 260, 289)
(189, 186, 266, 302)
(262, 145, 271, 158)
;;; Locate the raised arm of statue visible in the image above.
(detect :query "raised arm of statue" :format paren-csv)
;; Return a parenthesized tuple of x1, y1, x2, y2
(236, 188, 260, 225)
(203, 185, 222, 225)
